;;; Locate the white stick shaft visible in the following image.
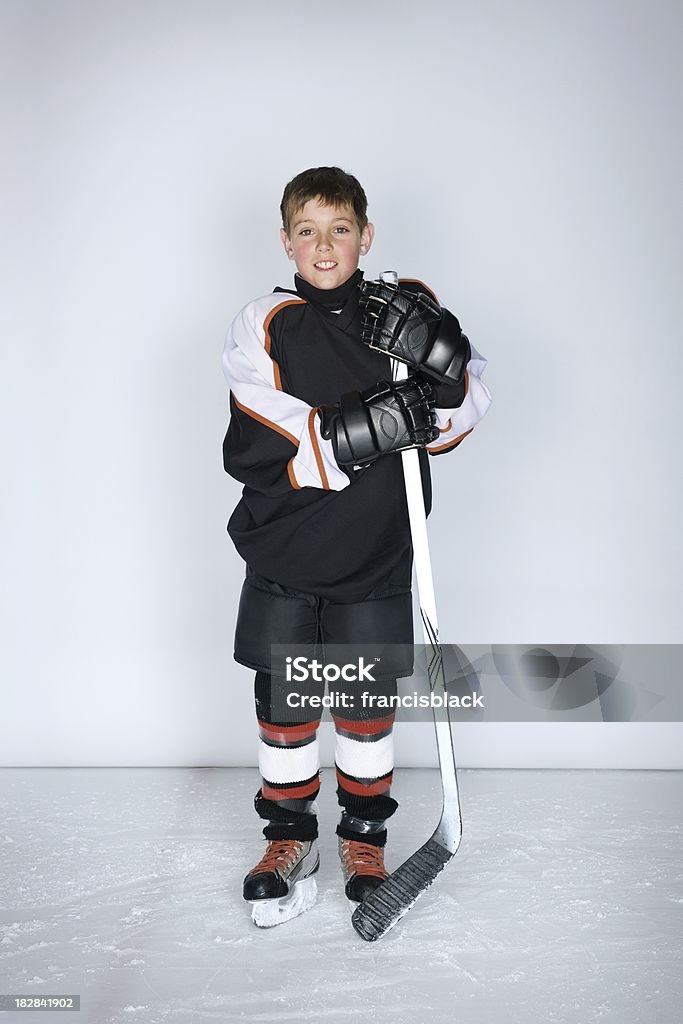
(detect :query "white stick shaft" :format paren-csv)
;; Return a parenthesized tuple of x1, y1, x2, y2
(392, 356, 461, 853)
(393, 364, 439, 643)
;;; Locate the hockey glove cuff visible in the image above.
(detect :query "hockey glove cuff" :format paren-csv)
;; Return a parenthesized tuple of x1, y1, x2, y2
(317, 377, 439, 468)
(359, 280, 471, 385)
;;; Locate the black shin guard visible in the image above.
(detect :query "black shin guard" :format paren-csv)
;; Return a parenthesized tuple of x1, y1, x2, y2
(335, 795, 398, 848)
(254, 790, 319, 842)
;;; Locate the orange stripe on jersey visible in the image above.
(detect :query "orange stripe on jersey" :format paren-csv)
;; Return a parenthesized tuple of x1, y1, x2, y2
(232, 392, 299, 447)
(331, 714, 396, 735)
(287, 458, 301, 489)
(398, 278, 440, 304)
(262, 298, 306, 391)
(308, 408, 329, 490)
(262, 299, 306, 356)
(262, 777, 320, 801)
(439, 418, 452, 434)
(336, 772, 393, 797)
(428, 427, 473, 454)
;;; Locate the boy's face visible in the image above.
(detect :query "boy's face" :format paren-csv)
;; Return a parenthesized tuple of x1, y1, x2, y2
(280, 197, 374, 290)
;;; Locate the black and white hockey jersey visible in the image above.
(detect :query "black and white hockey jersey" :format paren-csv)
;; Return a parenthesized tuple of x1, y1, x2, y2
(222, 269, 491, 603)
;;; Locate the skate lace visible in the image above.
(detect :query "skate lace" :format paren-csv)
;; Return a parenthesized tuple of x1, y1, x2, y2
(340, 838, 388, 879)
(253, 839, 304, 875)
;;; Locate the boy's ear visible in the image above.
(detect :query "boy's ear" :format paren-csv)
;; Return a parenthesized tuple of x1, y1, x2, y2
(360, 221, 375, 255)
(280, 227, 294, 259)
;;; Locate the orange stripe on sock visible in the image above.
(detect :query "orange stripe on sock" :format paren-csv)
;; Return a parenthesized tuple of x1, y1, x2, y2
(335, 772, 393, 797)
(331, 714, 395, 735)
(262, 777, 320, 801)
(257, 719, 319, 744)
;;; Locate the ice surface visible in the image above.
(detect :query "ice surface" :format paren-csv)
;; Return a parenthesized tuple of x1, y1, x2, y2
(0, 768, 681, 1023)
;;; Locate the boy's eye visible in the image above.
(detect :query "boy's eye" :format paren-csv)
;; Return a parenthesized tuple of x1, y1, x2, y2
(298, 226, 350, 236)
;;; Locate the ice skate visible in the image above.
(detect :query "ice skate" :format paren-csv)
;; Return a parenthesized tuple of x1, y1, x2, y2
(243, 838, 319, 928)
(338, 836, 390, 905)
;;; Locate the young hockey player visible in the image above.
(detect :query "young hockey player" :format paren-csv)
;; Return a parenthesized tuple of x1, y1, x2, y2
(222, 166, 491, 927)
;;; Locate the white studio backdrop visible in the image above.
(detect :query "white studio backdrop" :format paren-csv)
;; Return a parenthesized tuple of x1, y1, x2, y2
(1, 0, 681, 768)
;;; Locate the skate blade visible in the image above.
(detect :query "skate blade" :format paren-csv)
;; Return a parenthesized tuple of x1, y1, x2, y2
(250, 875, 318, 928)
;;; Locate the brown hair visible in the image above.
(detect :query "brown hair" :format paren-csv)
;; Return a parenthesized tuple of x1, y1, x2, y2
(280, 166, 368, 237)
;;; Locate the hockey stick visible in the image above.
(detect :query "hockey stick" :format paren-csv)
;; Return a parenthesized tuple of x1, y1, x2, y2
(351, 271, 463, 942)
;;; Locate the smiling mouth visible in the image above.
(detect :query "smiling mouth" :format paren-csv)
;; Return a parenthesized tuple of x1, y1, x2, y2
(314, 261, 337, 270)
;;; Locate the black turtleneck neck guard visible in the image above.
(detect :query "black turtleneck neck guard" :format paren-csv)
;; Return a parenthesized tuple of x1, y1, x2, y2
(293, 267, 364, 311)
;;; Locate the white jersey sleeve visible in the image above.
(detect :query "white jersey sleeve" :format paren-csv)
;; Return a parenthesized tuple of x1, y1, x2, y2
(222, 295, 351, 494)
(427, 341, 492, 455)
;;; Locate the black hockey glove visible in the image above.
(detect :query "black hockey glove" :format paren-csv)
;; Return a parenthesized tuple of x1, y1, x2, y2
(359, 279, 471, 385)
(318, 376, 439, 468)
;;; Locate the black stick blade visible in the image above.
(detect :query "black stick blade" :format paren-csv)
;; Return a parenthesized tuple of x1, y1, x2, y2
(351, 837, 453, 942)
